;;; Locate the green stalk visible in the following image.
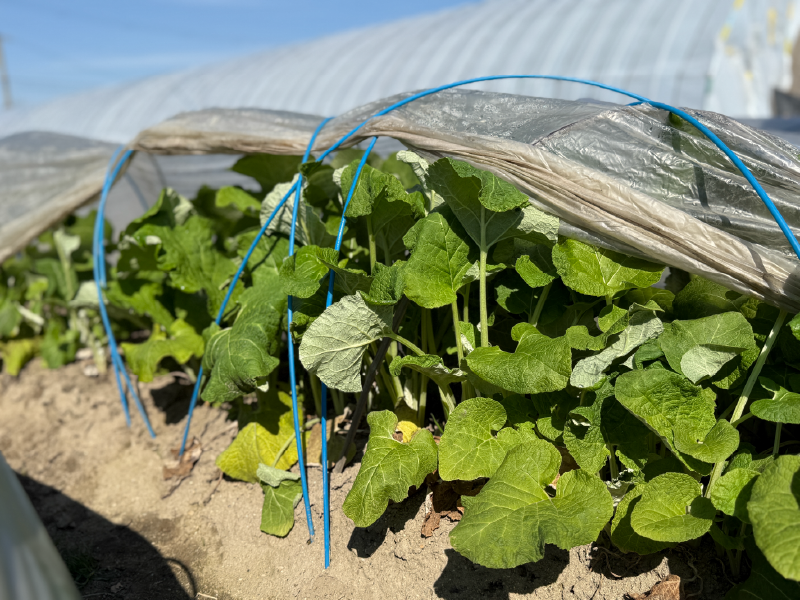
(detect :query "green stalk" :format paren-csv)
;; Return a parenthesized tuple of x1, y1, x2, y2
(462, 282, 471, 324)
(479, 212, 489, 347)
(706, 309, 787, 497)
(774, 423, 783, 458)
(389, 333, 426, 356)
(606, 444, 618, 480)
(366, 215, 377, 274)
(331, 388, 345, 416)
(451, 300, 464, 366)
(271, 418, 320, 467)
(309, 373, 322, 418)
(417, 309, 429, 426)
(530, 282, 552, 327)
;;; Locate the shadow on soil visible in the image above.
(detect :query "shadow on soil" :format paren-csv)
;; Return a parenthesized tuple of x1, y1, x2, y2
(16, 472, 194, 600)
(149, 377, 194, 425)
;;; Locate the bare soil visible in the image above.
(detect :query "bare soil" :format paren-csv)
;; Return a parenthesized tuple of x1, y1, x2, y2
(0, 359, 736, 599)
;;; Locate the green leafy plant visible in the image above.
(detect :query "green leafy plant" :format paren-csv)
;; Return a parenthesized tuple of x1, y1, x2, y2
(4, 149, 800, 593)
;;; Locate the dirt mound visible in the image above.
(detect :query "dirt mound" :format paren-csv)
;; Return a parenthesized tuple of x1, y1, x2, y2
(0, 359, 733, 599)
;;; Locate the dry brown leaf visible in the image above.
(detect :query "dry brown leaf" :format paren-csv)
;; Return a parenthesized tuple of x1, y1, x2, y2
(162, 437, 202, 480)
(421, 477, 483, 537)
(305, 422, 355, 467)
(628, 574, 682, 600)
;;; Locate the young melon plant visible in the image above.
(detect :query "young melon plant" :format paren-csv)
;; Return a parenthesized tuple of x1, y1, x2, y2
(2, 150, 799, 595)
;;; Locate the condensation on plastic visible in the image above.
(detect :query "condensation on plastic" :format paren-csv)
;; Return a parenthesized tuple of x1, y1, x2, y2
(0, 452, 82, 600)
(3, 90, 800, 311)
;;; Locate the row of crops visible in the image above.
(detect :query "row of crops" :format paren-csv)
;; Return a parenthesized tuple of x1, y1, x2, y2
(1, 147, 798, 596)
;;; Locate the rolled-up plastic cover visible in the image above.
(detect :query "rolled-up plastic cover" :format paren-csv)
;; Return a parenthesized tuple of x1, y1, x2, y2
(0, 451, 81, 600)
(3, 90, 800, 311)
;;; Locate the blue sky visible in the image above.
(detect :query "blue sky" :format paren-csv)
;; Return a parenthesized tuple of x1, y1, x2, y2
(3, 0, 475, 109)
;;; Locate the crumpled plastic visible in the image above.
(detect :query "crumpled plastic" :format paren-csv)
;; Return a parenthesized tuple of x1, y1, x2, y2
(3, 89, 800, 310)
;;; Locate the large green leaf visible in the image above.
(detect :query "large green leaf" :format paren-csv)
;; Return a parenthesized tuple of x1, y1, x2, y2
(659, 312, 756, 384)
(611, 485, 674, 554)
(672, 277, 758, 320)
(615, 369, 717, 473)
(121, 318, 204, 383)
(402, 209, 476, 309)
(570, 304, 663, 389)
(231, 153, 301, 193)
(278, 245, 330, 299)
(465, 326, 571, 395)
(299, 294, 392, 393)
(361, 261, 405, 306)
(342, 411, 438, 527)
(630, 473, 715, 542)
(216, 186, 261, 213)
(449, 439, 612, 569)
(258, 178, 336, 248)
(752, 378, 800, 424)
(552, 238, 663, 298)
(201, 287, 282, 404)
(105, 275, 174, 328)
(726, 537, 800, 599)
(438, 398, 533, 481)
(427, 158, 528, 252)
(748, 454, 800, 581)
(340, 161, 409, 218)
(710, 468, 759, 523)
(129, 192, 240, 315)
(673, 419, 739, 464)
(257, 464, 302, 537)
(564, 378, 650, 475)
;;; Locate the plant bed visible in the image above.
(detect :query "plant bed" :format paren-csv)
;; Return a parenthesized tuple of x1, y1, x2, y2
(0, 359, 735, 599)
(1, 148, 799, 598)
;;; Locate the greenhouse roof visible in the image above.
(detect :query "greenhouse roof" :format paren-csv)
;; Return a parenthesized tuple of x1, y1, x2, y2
(0, 0, 797, 143)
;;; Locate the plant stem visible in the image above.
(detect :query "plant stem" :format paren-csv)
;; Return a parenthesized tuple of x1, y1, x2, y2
(366, 215, 377, 274)
(271, 418, 321, 468)
(530, 282, 552, 327)
(390, 333, 426, 356)
(706, 308, 787, 497)
(731, 412, 752, 427)
(418, 309, 429, 426)
(774, 423, 783, 458)
(331, 388, 345, 416)
(607, 444, 619, 480)
(462, 282, 471, 323)
(451, 300, 464, 365)
(479, 250, 489, 348)
(309, 373, 322, 418)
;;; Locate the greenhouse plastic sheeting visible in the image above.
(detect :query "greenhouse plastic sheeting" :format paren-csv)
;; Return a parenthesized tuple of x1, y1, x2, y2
(0, 452, 82, 600)
(3, 90, 800, 312)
